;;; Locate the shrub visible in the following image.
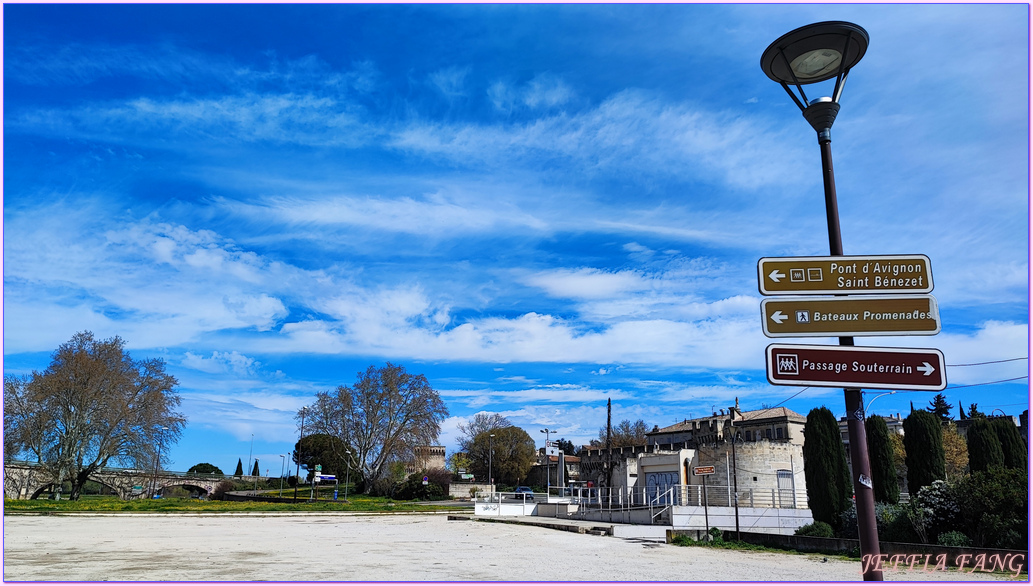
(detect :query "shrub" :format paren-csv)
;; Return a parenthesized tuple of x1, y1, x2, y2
(936, 530, 972, 547)
(838, 503, 918, 543)
(394, 469, 451, 501)
(795, 521, 834, 538)
(708, 527, 724, 543)
(954, 467, 1027, 550)
(911, 480, 960, 542)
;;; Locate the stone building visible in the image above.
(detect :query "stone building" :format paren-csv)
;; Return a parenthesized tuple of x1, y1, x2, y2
(646, 400, 807, 446)
(577, 401, 808, 509)
(406, 445, 446, 475)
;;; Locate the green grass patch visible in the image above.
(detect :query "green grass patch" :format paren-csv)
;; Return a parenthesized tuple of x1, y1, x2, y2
(669, 535, 801, 554)
(4, 491, 466, 514)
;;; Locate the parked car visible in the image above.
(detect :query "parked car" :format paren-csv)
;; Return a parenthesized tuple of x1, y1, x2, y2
(513, 486, 535, 501)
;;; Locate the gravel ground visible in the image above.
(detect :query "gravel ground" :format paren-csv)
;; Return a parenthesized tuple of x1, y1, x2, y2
(2, 512, 1022, 582)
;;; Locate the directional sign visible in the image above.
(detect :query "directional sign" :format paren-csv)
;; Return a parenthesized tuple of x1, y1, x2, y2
(758, 255, 933, 295)
(766, 344, 946, 391)
(693, 466, 716, 476)
(761, 295, 940, 337)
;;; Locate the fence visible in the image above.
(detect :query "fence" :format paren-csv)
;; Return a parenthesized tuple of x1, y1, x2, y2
(562, 484, 809, 511)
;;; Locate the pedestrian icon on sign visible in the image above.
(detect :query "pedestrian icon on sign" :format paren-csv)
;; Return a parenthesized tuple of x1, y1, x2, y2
(776, 353, 799, 376)
(796, 310, 810, 323)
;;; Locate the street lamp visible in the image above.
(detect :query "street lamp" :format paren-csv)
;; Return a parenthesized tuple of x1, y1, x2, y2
(488, 433, 495, 494)
(278, 454, 286, 497)
(344, 450, 353, 502)
(729, 420, 741, 541)
(540, 428, 553, 500)
(293, 407, 306, 502)
(248, 433, 254, 480)
(864, 391, 897, 416)
(150, 426, 169, 499)
(762, 22, 883, 582)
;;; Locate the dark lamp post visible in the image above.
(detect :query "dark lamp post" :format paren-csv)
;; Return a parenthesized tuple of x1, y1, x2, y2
(762, 21, 883, 582)
(488, 433, 495, 491)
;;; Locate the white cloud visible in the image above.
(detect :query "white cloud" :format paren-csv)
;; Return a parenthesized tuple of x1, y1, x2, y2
(429, 66, 470, 99)
(182, 350, 260, 376)
(525, 268, 650, 300)
(523, 74, 574, 109)
(212, 191, 549, 237)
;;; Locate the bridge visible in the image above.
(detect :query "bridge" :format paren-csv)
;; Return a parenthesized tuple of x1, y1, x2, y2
(3, 461, 256, 500)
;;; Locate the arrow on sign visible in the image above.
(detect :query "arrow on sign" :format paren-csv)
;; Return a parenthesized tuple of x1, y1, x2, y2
(770, 310, 787, 324)
(769, 269, 785, 283)
(917, 362, 936, 376)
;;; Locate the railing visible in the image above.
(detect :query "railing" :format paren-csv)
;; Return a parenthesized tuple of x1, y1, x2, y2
(562, 484, 809, 513)
(650, 488, 673, 524)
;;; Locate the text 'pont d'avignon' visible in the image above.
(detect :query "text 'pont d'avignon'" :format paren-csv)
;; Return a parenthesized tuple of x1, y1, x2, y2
(828, 261, 926, 290)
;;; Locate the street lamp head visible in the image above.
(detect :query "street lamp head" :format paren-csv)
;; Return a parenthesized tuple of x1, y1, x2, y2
(761, 21, 868, 134)
(761, 21, 868, 85)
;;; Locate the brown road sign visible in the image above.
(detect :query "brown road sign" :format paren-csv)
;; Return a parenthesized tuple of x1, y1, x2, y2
(766, 344, 946, 391)
(758, 255, 933, 295)
(693, 466, 716, 476)
(760, 295, 940, 337)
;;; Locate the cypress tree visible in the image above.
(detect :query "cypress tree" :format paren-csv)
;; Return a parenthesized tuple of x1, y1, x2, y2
(902, 410, 945, 494)
(967, 418, 1004, 472)
(251, 459, 260, 476)
(992, 418, 1027, 470)
(865, 415, 899, 504)
(803, 407, 852, 528)
(234, 458, 244, 477)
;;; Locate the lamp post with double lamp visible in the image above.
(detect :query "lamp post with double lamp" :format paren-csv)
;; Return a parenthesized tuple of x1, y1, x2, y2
(540, 428, 553, 500)
(761, 21, 882, 581)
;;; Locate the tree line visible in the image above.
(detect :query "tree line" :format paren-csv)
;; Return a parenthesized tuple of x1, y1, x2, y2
(801, 393, 1027, 550)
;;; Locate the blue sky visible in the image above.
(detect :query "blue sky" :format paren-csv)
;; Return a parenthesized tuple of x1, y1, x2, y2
(3, 3, 1029, 476)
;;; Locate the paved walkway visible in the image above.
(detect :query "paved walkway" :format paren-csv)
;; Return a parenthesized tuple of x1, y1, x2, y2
(4, 511, 1021, 581)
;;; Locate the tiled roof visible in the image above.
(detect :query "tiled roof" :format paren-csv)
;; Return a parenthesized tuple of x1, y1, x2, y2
(649, 407, 806, 434)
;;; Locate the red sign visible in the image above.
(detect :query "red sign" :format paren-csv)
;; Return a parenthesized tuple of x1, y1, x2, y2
(766, 344, 946, 391)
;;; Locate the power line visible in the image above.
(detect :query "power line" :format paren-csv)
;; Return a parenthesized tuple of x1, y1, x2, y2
(946, 376, 1029, 390)
(948, 357, 1028, 367)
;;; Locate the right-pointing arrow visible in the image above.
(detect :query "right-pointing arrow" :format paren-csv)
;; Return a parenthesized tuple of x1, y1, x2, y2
(770, 310, 787, 324)
(917, 362, 936, 376)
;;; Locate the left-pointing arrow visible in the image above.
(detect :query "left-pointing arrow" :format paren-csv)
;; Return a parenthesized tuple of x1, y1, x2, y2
(769, 269, 785, 283)
(770, 310, 787, 324)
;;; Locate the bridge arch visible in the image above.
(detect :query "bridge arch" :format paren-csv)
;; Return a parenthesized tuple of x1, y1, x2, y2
(4, 462, 224, 501)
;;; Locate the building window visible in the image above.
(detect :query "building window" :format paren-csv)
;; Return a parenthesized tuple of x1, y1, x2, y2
(776, 427, 784, 439)
(764, 428, 772, 439)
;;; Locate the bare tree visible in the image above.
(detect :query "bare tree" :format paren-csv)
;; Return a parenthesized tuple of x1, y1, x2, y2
(3, 332, 185, 500)
(303, 363, 448, 493)
(589, 419, 649, 448)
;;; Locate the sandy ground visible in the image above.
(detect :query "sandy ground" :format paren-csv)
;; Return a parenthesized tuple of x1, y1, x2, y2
(2, 512, 1022, 582)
